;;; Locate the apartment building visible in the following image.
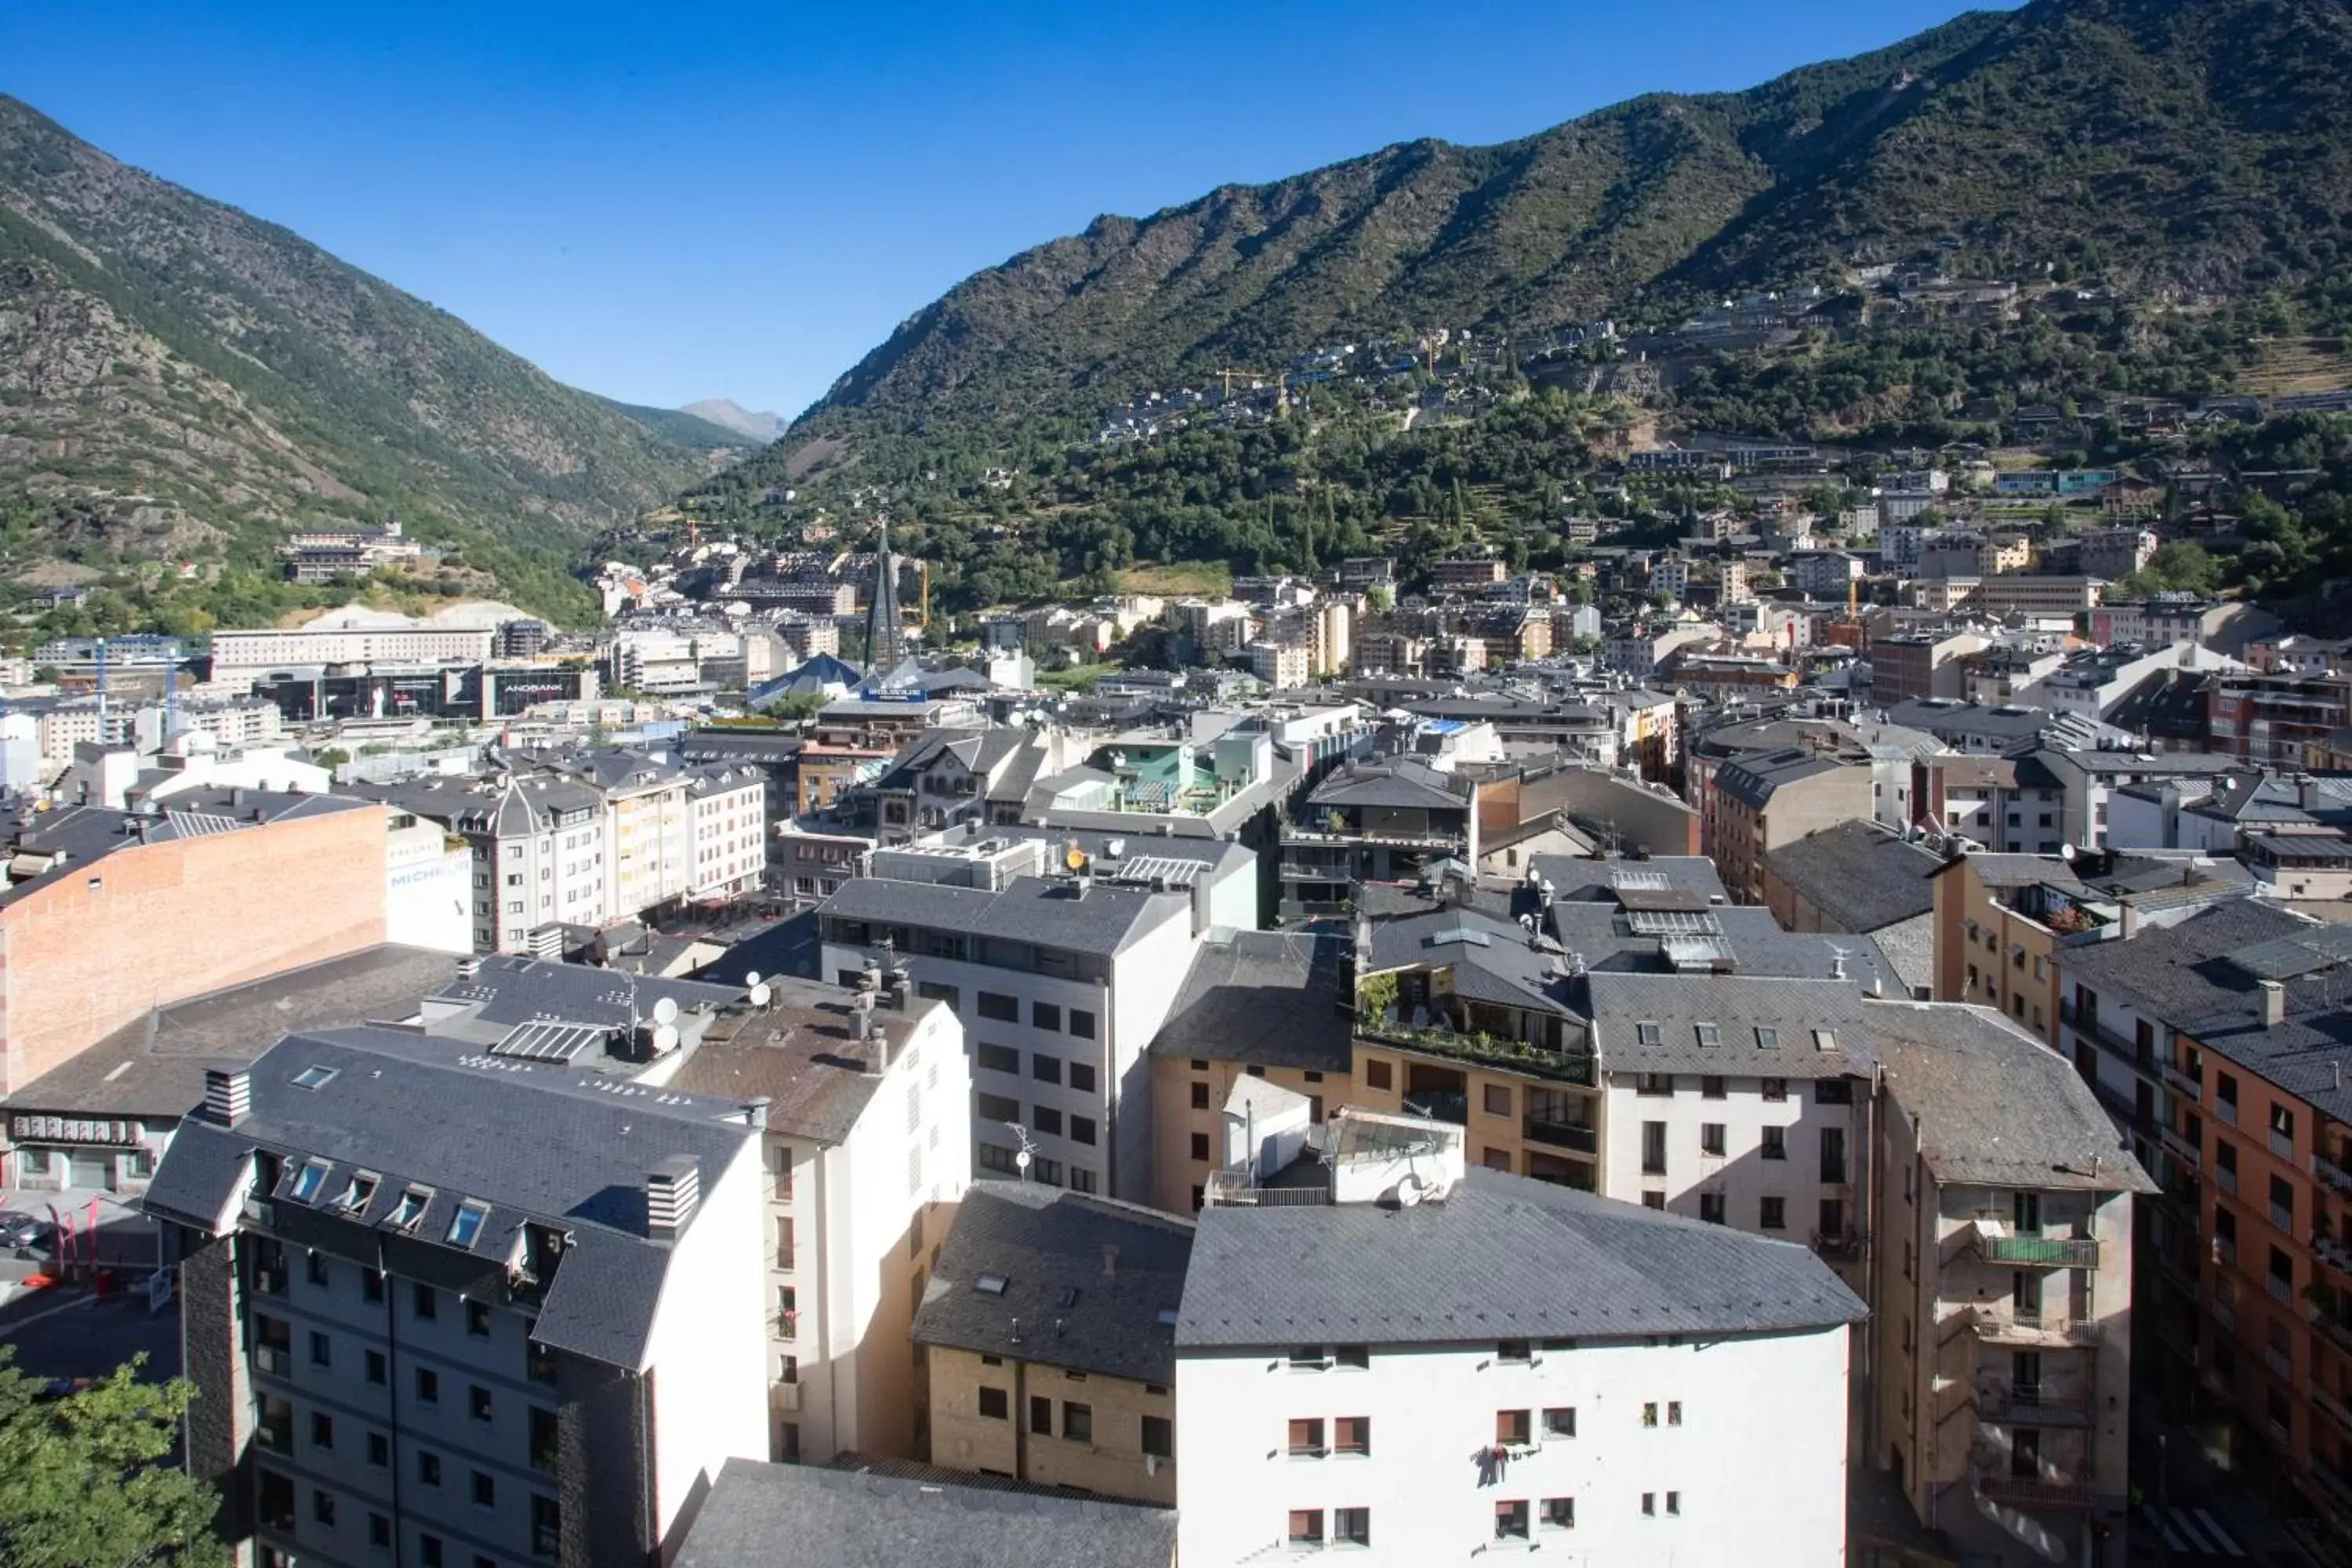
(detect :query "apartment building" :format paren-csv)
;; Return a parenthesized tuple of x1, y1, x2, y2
(363, 775, 608, 954)
(1279, 757, 1479, 917)
(1176, 1111, 1866, 1564)
(816, 858, 1207, 1202)
(1869, 1001, 2151, 1568)
(1871, 631, 1989, 705)
(1708, 747, 1872, 906)
(684, 764, 766, 902)
(1975, 575, 2106, 619)
(670, 972, 971, 1465)
(209, 615, 497, 681)
(143, 1028, 769, 1568)
(913, 1182, 1192, 1504)
(1585, 973, 1874, 1289)
(2055, 901, 2352, 1538)
(1913, 753, 2068, 852)
(0, 789, 390, 1098)
(2211, 670, 2352, 766)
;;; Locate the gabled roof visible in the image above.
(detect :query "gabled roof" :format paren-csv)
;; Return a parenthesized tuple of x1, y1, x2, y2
(1176, 1167, 1864, 1349)
(1307, 757, 1468, 811)
(1584, 973, 1872, 1080)
(913, 1182, 1195, 1384)
(1762, 820, 1941, 933)
(1149, 931, 1353, 1073)
(1869, 1001, 2155, 1193)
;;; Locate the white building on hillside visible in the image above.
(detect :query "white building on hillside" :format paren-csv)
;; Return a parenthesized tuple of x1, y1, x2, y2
(1175, 1110, 1865, 1565)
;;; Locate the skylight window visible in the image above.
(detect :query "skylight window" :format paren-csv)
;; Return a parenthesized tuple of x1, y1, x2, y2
(289, 1160, 330, 1203)
(1156, 1308, 1180, 1327)
(1693, 1022, 1720, 1048)
(974, 1273, 1009, 1296)
(446, 1201, 490, 1249)
(1635, 1022, 1662, 1047)
(1055, 1287, 1080, 1310)
(1813, 1029, 1838, 1053)
(1755, 1026, 1780, 1050)
(292, 1065, 338, 1091)
(336, 1173, 377, 1213)
(389, 1186, 432, 1232)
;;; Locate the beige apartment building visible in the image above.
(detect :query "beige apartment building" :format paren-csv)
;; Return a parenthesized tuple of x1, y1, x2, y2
(913, 1182, 1191, 1504)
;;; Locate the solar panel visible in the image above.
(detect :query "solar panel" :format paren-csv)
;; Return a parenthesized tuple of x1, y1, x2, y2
(1628, 910, 1723, 937)
(2233, 924, 2352, 981)
(1610, 869, 1670, 890)
(1661, 936, 1737, 971)
(1114, 855, 1202, 888)
(489, 1021, 609, 1063)
(1425, 926, 1494, 949)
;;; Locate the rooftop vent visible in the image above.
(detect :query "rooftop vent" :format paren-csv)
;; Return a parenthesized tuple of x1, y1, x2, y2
(647, 1156, 701, 1240)
(202, 1066, 252, 1127)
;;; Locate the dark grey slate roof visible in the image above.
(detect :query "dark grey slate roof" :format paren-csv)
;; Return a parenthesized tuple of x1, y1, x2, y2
(142, 1025, 757, 1370)
(2, 945, 456, 1120)
(1526, 854, 1726, 905)
(1867, 1001, 2156, 1194)
(1176, 1167, 1864, 1349)
(1584, 973, 1872, 1079)
(1762, 821, 1942, 932)
(1307, 758, 1468, 811)
(422, 954, 742, 1036)
(1715, 749, 1849, 811)
(913, 1182, 1194, 1384)
(1149, 931, 1354, 1073)
(1365, 906, 1573, 1018)
(818, 874, 1181, 956)
(673, 1457, 1177, 1568)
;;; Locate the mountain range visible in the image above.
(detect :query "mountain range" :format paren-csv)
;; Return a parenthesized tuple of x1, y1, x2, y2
(682, 399, 786, 444)
(777, 0, 2352, 459)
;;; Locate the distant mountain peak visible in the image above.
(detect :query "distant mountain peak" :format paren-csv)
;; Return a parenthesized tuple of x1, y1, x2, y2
(681, 399, 785, 443)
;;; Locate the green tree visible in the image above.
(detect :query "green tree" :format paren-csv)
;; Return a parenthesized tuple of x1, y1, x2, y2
(1363, 583, 1395, 613)
(0, 1349, 225, 1568)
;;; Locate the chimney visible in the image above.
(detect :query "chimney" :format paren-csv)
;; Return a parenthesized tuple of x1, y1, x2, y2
(2303, 775, 2322, 813)
(2120, 902, 2142, 941)
(456, 955, 480, 981)
(2260, 979, 2287, 1029)
(862, 1015, 889, 1076)
(1830, 949, 1847, 981)
(745, 1096, 771, 1132)
(1102, 1243, 1119, 1279)
(646, 1156, 700, 1240)
(202, 1065, 252, 1127)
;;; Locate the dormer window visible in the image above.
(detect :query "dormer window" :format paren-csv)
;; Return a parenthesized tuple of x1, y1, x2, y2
(389, 1186, 432, 1232)
(289, 1160, 330, 1203)
(447, 1201, 490, 1249)
(336, 1173, 378, 1214)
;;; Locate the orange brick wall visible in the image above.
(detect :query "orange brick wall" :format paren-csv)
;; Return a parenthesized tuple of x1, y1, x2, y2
(0, 805, 390, 1095)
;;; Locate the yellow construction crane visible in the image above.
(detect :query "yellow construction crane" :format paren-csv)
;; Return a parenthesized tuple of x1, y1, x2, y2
(1212, 367, 1288, 403)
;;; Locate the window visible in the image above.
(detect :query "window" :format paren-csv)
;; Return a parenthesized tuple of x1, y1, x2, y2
(472, 1471, 495, 1509)
(1072, 1116, 1097, 1146)
(447, 1202, 489, 1248)
(1700, 1123, 1726, 1156)
(978, 1387, 1008, 1420)
(530, 1496, 561, 1560)
(1033, 1107, 1063, 1136)
(413, 1283, 437, 1320)
(1635, 1072, 1674, 1097)
(1542, 1406, 1576, 1438)
(1754, 1025, 1779, 1050)
(310, 1411, 335, 1450)
(470, 1385, 494, 1423)
(418, 1451, 443, 1487)
(1495, 1500, 1530, 1540)
(370, 1512, 394, 1549)
(1820, 1127, 1848, 1183)
(1032, 1001, 1062, 1031)
(1189, 1082, 1210, 1110)
(314, 1488, 337, 1527)
(1031, 1054, 1062, 1084)
(1335, 1415, 1370, 1454)
(365, 1350, 387, 1385)
(1761, 1127, 1786, 1161)
(1497, 1339, 1532, 1364)
(1642, 1401, 1660, 1428)
(417, 1368, 440, 1404)
(1642, 1121, 1667, 1174)
(1190, 1133, 1210, 1162)
(1334, 1345, 1370, 1369)
(1760, 1196, 1787, 1231)
(1667, 1490, 1682, 1516)
(1701, 1074, 1726, 1099)
(466, 1299, 492, 1338)
(1642, 1190, 1666, 1210)
(978, 1092, 1021, 1123)
(421, 1537, 445, 1568)
(1070, 1010, 1097, 1040)
(1483, 1083, 1513, 1116)
(1694, 1022, 1720, 1049)
(1031, 1396, 1054, 1436)
(1142, 1414, 1174, 1458)
(978, 1144, 1019, 1177)
(1334, 1507, 1370, 1547)
(1287, 1511, 1325, 1548)
(1668, 1400, 1682, 1426)
(1289, 1417, 1327, 1456)
(367, 1432, 390, 1468)
(1495, 1409, 1532, 1446)
(1699, 1192, 1726, 1225)
(1816, 1078, 1853, 1105)
(1642, 1491, 1657, 1517)
(1820, 1197, 1847, 1239)
(1542, 1497, 1576, 1530)
(1762, 1077, 1787, 1102)
(977, 1043, 1019, 1075)
(1069, 1062, 1097, 1094)
(307, 1250, 329, 1287)
(1365, 1058, 1392, 1091)
(310, 1330, 332, 1367)
(363, 1269, 384, 1304)
(977, 992, 1018, 1023)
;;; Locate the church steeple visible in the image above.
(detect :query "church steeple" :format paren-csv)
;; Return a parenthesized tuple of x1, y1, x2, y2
(862, 517, 906, 677)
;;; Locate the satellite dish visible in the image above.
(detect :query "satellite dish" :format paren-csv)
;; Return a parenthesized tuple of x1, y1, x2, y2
(1014, 1149, 1033, 1172)
(2059, 843, 2076, 862)
(651, 1023, 680, 1055)
(1395, 1174, 1426, 1208)
(652, 996, 681, 1026)
(750, 982, 772, 1008)
(1064, 842, 1087, 872)
(744, 970, 763, 989)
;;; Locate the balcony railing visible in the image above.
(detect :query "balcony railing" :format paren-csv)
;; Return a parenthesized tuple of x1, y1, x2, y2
(2161, 1123, 2202, 1170)
(1977, 1383, 2093, 1428)
(1970, 1310, 2103, 1348)
(772, 1382, 803, 1414)
(1203, 1168, 1333, 1208)
(1523, 1117, 1598, 1154)
(2164, 1062, 2203, 1103)
(1973, 1226, 2102, 1270)
(1357, 1020, 1597, 1087)
(1975, 1471, 2091, 1511)
(2318, 1151, 2352, 1200)
(2314, 1385, 2352, 1438)
(1813, 1231, 1864, 1261)
(2303, 1460, 2352, 1521)
(2318, 1234, 2352, 1279)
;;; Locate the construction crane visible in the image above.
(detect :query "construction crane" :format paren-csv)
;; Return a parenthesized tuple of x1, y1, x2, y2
(1211, 367, 1288, 404)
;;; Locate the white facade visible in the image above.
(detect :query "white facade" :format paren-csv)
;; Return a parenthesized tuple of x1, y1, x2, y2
(386, 814, 474, 953)
(1176, 1324, 1851, 1565)
(211, 623, 495, 678)
(605, 774, 695, 920)
(1598, 1069, 1865, 1254)
(688, 771, 767, 901)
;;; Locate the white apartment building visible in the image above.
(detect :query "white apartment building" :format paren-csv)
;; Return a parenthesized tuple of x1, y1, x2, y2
(685, 764, 766, 902)
(1585, 973, 1874, 1291)
(143, 1028, 770, 1568)
(1177, 1110, 1865, 1565)
(361, 775, 609, 953)
(817, 853, 1210, 1202)
(673, 973, 972, 1465)
(211, 619, 496, 680)
(1869, 1002, 2151, 1568)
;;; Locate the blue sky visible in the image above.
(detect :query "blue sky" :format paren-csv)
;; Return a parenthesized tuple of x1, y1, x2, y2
(2, 1, 2013, 420)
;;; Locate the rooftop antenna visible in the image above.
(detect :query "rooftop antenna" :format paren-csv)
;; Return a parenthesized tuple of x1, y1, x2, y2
(1003, 1121, 1040, 1182)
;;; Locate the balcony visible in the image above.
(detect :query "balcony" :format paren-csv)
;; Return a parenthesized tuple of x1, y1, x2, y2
(1971, 1311, 2103, 1349)
(2303, 1461, 2352, 1522)
(2161, 1123, 2202, 1171)
(2214, 1297, 2238, 1333)
(2317, 1150, 2352, 1200)
(771, 1381, 804, 1414)
(2088, 1076, 2157, 1136)
(1357, 1019, 1596, 1087)
(2165, 1062, 2203, 1104)
(1974, 1471, 2091, 1511)
(2318, 1234, 2352, 1279)
(1813, 1231, 1864, 1261)
(1972, 1224, 2102, 1270)
(1523, 1117, 1598, 1155)
(2314, 1385, 2352, 1439)
(2268, 1345, 2296, 1380)
(1977, 1383, 2093, 1429)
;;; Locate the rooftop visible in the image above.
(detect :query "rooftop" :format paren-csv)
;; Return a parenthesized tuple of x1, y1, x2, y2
(1177, 1166, 1864, 1349)
(1149, 931, 1354, 1074)
(1584, 973, 1873, 1080)
(1762, 820, 1942, 933)
(666, 978, 940, 1145)
(819, 873, 1185, 958)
